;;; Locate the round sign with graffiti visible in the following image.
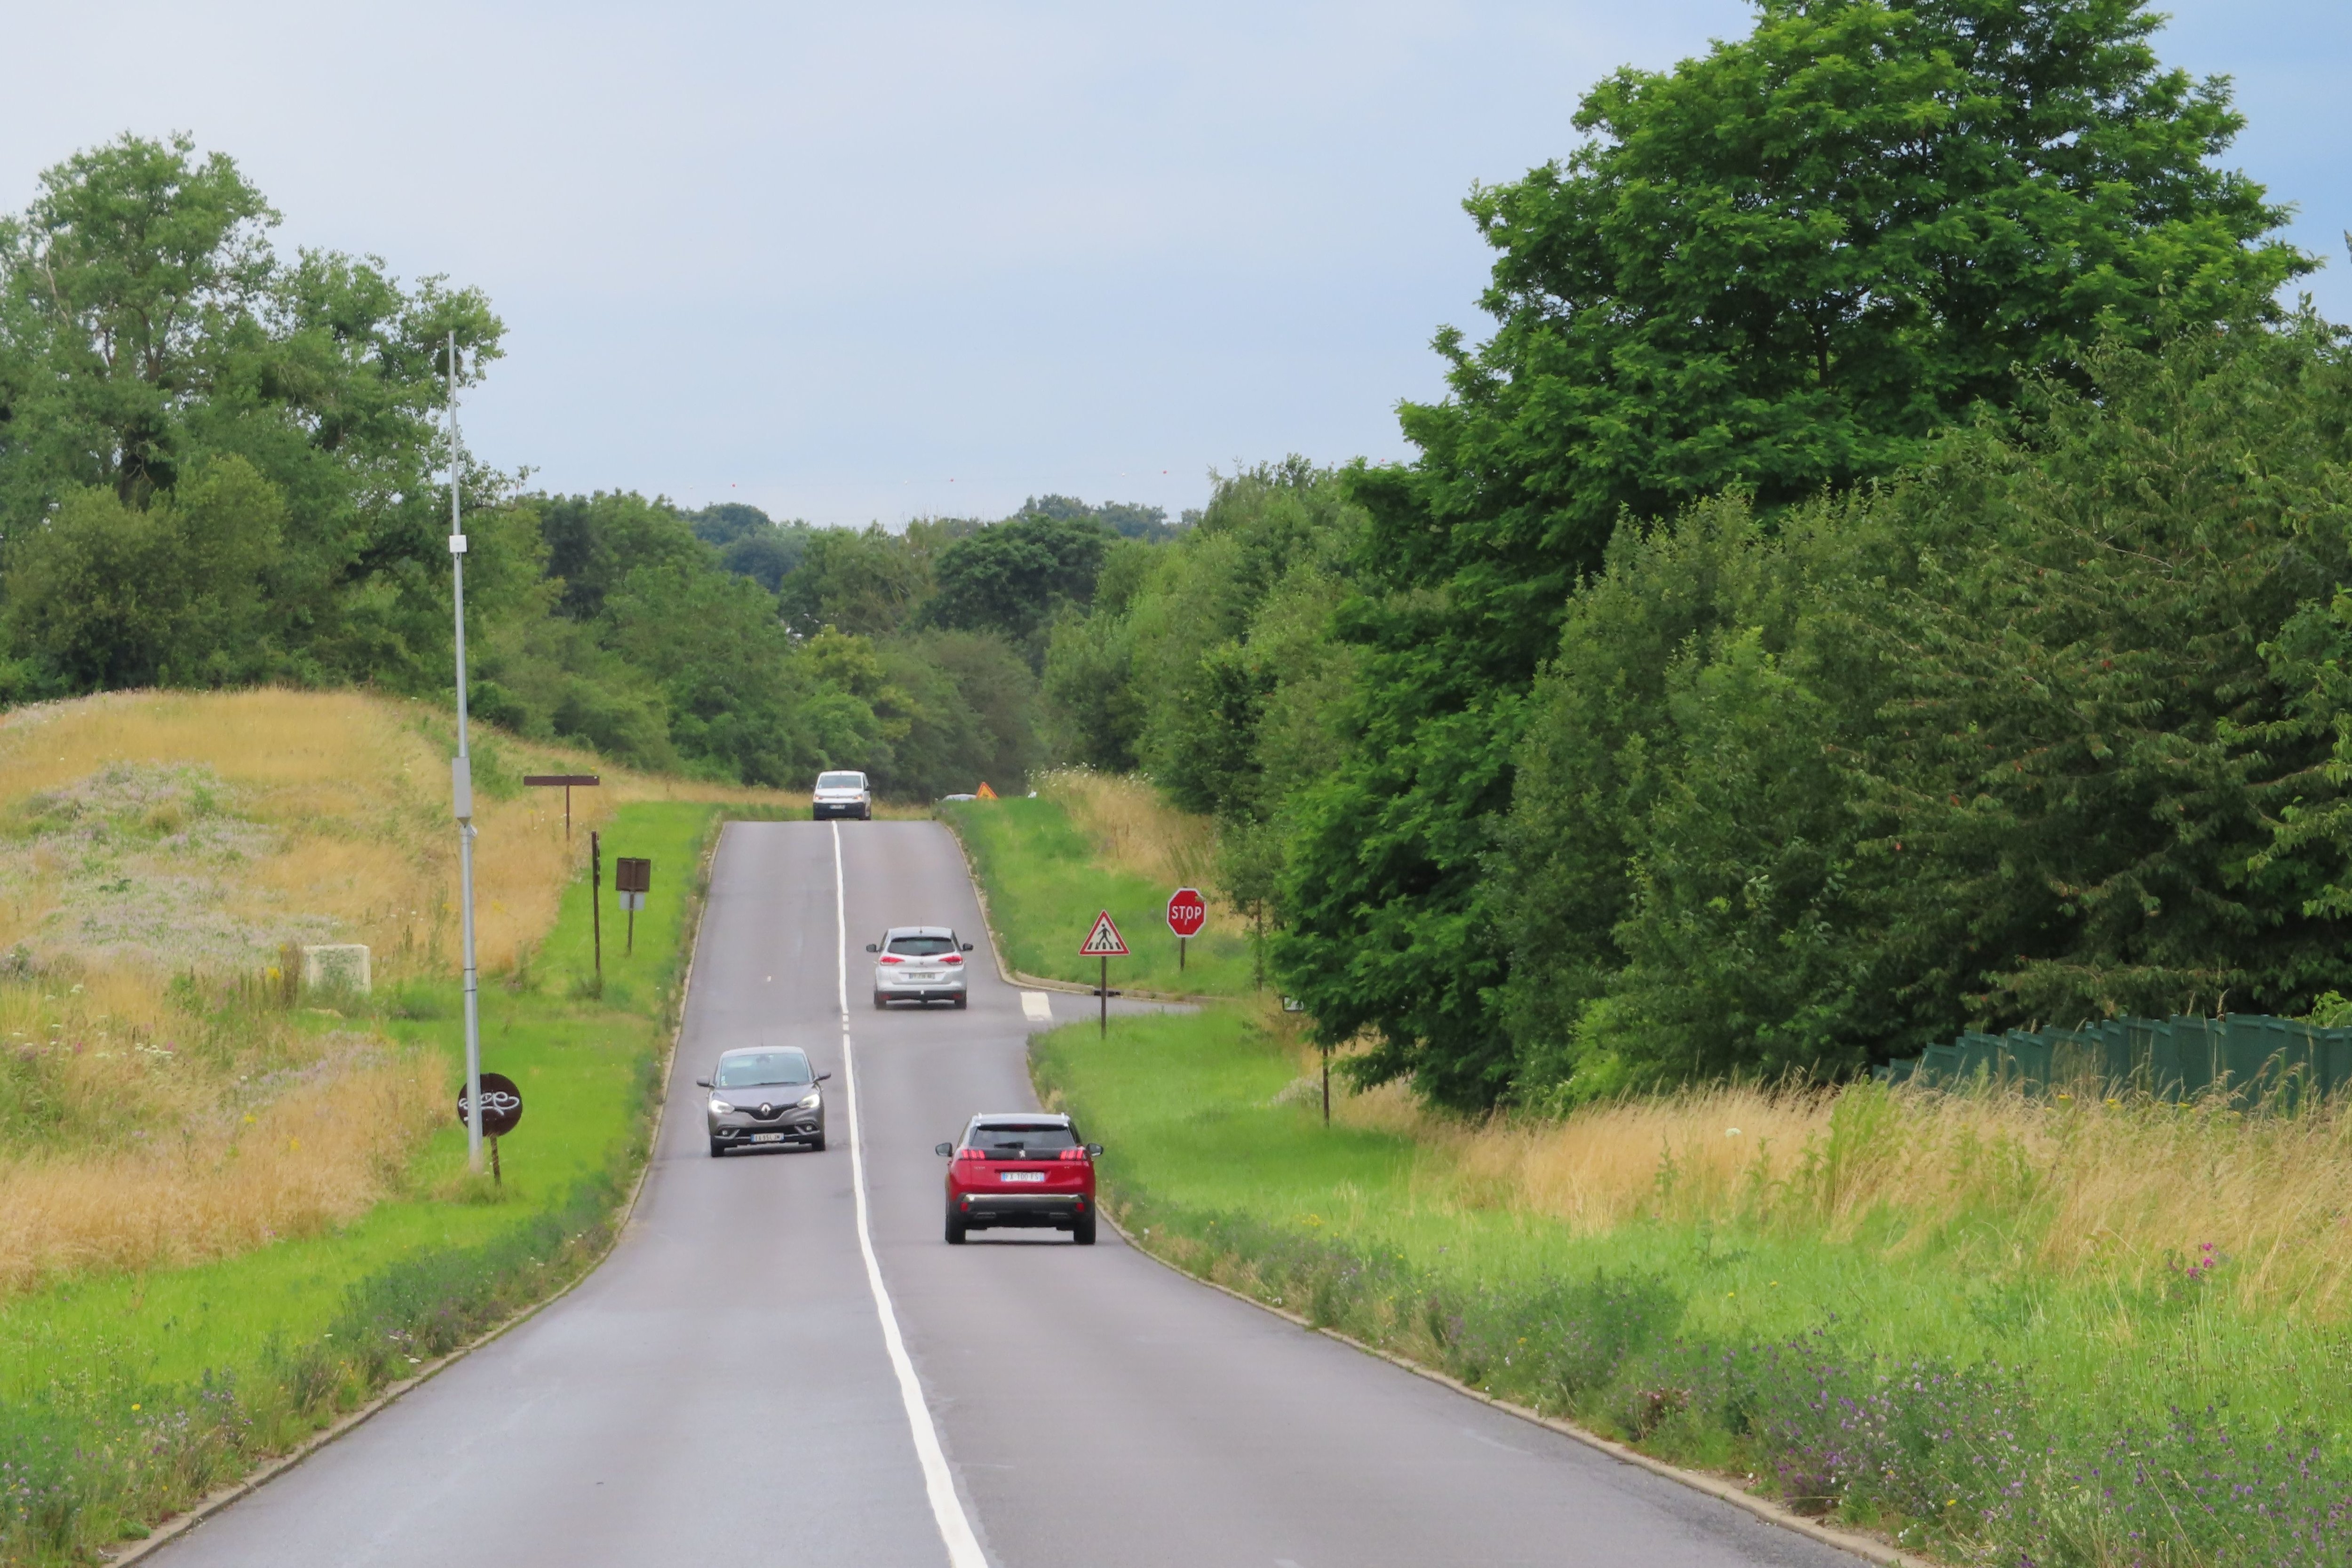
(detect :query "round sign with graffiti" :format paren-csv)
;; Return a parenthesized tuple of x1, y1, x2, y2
(455, 1072, 524, 1137)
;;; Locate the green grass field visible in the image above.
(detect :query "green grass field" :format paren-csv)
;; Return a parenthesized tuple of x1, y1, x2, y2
(939, 796, 1257, 997)
(0, 801, 738, 1564)
(1037, 1006, 2352, 1566)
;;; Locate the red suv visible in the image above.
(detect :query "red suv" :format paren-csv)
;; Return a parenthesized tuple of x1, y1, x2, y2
(935, 1114, 1101, 1244)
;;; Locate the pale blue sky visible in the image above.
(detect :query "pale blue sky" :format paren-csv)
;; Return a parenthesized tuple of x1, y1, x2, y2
(7, 2, 2347, 527)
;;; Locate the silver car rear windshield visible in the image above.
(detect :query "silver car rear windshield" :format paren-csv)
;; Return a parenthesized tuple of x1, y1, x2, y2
(716, 1051, 813, 1088)
(969, 1124, 1077, 1156)
(816, 772, 864, 789)
(887, 935, 956, 956)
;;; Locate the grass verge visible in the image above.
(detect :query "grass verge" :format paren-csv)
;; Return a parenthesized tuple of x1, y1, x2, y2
(0, 800, 727, 1565)
(940, 789, 1257, 996)
(1037, 1005, 2352, 1568)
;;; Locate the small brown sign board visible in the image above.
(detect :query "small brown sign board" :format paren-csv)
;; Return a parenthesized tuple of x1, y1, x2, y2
(615, 857, 651, 894)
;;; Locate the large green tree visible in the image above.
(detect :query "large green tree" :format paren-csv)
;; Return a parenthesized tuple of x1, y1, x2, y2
(0, 132, 508, 695)
(927, 513, 1113, 662)
(1494, 320, 2352, 1099)
(1278, 0, 2310, 1108)
(778, 524, 930, 637)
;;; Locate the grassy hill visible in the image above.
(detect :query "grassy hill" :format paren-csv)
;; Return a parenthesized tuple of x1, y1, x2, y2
(972, 770, 2352, 1568)
(0, 688, 789, 1564)
(941, 770, 1259, 997)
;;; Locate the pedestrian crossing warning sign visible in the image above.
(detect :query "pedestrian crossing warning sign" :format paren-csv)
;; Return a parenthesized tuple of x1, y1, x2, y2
(1079, 910, 1129, 956)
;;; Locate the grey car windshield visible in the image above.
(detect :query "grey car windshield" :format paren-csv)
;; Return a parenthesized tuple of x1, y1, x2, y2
(888, 934, 958, 956)
(716, 1051, 813, 1088)
(969, 1123, 1077, 1157)
(817, 772, 864, 789)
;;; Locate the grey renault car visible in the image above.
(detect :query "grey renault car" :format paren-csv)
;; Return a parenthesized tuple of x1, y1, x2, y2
(695, 1046, 829, 1156)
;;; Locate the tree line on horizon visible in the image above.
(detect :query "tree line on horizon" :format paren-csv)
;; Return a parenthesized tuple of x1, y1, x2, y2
(15, 0, 2352, 1103)
(0, 130, 1182, 800)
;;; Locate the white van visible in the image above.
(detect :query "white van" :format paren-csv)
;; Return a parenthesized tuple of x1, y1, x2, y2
(812, 770, 873, 821)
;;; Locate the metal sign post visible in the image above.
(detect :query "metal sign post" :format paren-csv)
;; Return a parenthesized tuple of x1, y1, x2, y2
(1166, 887, 1205, 973)
(616, 857, 650, 955)
(446, 331, 483, 1176)
(523, 773, 599, 839)
(1079, 910, 1128, 1038)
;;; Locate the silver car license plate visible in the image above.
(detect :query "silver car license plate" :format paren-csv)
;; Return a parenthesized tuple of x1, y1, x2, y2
(1001, 1171, 1045, 1182)
(751, 1132, 787, 1144)
(911, 971, 941, 982)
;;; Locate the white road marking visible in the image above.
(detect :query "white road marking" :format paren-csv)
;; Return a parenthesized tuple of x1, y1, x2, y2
(834, 822, 989, 1568)
(1019, 990, 1052, 1022)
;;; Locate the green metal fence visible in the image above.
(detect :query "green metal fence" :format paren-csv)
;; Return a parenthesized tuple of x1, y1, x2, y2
(1875, 1013, 2352, 1104)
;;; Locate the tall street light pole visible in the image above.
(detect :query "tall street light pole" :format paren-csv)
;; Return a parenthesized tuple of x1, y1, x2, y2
(448, 331, 484, 1175)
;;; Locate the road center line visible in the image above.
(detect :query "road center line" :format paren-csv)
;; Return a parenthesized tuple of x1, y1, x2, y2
(834, 822, 989, 1568)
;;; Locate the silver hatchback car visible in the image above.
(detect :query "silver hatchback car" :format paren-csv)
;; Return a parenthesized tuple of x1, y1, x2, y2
(695, 1046, 829, 1156)
(867, 926, 974, 1009)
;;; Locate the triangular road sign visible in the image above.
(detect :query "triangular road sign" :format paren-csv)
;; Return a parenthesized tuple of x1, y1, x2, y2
(1079, 909, 1129, 956)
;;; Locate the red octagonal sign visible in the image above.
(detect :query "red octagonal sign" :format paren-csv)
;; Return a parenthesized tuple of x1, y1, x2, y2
(1166, 887, 1207, 939)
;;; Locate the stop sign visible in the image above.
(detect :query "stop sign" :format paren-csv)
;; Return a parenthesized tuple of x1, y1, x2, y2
(1166, 887, 1207, 939)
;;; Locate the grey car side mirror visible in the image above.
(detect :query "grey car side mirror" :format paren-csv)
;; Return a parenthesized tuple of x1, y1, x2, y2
(935, 1142, 954, 1157)
(693, 1078, 711, 1088)
(1086, 1143, 1103, 1157)
(816, 1072, 832, 1082)
(864, 943, 880, 953)
(961, 942, 974, 951)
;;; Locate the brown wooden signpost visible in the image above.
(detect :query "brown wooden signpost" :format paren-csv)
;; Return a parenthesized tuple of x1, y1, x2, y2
(616, 857, 650, 955)
(523, 773, 599, 838)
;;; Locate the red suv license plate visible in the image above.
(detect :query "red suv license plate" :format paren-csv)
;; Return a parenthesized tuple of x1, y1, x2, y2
(1000, 1171, 1045, 1183)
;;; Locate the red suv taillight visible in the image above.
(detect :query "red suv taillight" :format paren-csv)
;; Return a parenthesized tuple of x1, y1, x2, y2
(955, 1146, 986, 1162)
(1057, 1147, 1089, 1162)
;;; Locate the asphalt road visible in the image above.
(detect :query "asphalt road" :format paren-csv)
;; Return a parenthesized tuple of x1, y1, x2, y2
(150, 820, 1859, 1568)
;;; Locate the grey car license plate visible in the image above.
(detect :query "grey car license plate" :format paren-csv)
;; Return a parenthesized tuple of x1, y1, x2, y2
(910, 971, 942, 982)
(1000, 1171, 1045, 1182)
(751, 1132, 787, 1144)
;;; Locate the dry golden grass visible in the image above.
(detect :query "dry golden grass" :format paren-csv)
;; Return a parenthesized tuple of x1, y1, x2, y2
(1037, 768, 1230, 915)
(1328, 1067, 2352, 1321)
(0, 1053, 441, 1293)
(0, 687, 789, 976)
(0, 687, 789, 1297)
(0, 967, 443, 1294)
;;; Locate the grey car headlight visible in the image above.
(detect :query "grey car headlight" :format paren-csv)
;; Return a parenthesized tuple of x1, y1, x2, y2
(797, 1091, 821, 1110)
(709, 1098, 734, 1114)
